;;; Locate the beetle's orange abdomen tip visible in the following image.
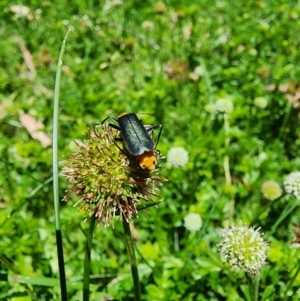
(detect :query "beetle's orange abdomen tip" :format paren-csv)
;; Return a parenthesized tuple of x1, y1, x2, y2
(136, 151, 156, 171)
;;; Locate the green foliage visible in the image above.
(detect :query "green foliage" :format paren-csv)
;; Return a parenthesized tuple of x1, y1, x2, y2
(1, 0, 300, 300)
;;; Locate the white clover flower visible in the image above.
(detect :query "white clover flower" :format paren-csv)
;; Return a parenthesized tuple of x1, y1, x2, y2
(10, 5, 30, 18)
(248, 48, 258, 56)
(103, 0, 123, 10)
(218, 222, 268, 275)
(167, 147, 189, 167)
(261, 180, 282, 201)
(258, 152, 268, 161)
(62, 19, 69, 26)
(184, 213, 202, 232)
(194, 66, 205, 76)
(254, 97, 268, 109)
(142, 21, 155, 31)
(284, 171, 300, 200)
(215, 98, 234, 114)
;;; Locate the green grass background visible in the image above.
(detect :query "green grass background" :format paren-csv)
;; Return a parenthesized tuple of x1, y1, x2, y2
(1, 0, 300, 300)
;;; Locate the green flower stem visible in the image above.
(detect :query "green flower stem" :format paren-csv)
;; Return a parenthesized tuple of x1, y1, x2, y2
(122, 219, 141, 301)
(83, 216, 96, 301)
(248, 272, 260, 301)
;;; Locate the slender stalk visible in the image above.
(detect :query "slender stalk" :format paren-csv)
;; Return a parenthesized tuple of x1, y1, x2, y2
(122, 219, 141, 301)
(83, 216, 96, 301)
(248, 272, 260, 301)
(223, 113, 235, 222)
(223, 113, 231, 185)
(52, 27, 72, 301)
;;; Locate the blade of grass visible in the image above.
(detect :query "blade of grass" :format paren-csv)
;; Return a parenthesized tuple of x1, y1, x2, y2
(0, 273, 100, 291)
(52, 27, 72, 301)
(269, 201, 299, 236)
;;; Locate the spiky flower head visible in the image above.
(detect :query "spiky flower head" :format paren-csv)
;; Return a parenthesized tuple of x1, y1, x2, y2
(184, 213, 202, 232)
(62, 124, 165, 227)
(167, 146, 189, 167)
(284, 171, 300, 200)
(261, 180, 282, 201)
(218, 222, 268, 275)
(215, 98, 234, 114)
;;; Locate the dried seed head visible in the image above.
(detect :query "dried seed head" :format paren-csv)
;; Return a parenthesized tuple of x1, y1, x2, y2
(62, 124, 165, 227)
